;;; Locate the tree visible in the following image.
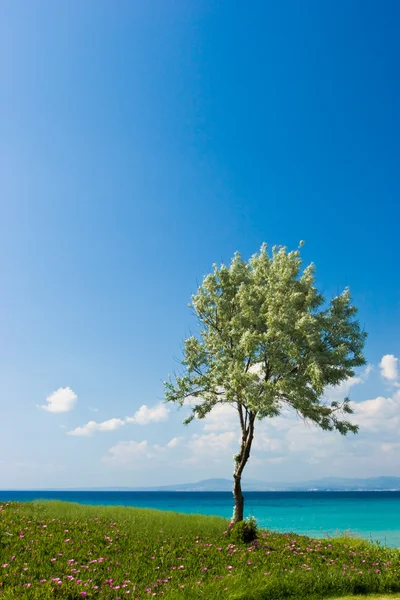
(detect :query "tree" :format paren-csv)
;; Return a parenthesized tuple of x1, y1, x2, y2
(164, 243, 366, 522)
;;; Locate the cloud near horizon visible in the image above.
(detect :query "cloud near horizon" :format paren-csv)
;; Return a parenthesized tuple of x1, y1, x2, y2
(141, 392, 399, 474)
(100, 359, 400, 476)
(63, 356, 400, 480)
(185, 370, 400, 472)
(103, 436, 179, 466)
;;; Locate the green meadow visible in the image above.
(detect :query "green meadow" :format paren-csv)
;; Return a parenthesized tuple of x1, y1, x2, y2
(1, 500, 400, 599)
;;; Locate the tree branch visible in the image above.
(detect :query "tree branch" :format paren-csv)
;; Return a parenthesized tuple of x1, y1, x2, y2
(237, 403, 245, 433)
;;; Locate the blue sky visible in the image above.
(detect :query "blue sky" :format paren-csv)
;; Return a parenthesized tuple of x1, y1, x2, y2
(1, 0, 399, 489)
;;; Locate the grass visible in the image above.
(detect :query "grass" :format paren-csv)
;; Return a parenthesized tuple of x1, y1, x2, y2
(330, 597, 400, 600)
(1, 500, 400, 599)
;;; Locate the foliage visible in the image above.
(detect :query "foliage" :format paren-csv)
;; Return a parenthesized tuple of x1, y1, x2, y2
(165, 242, 367, 430)
(1, 501, 400, 600)
(164, 243, 367, 521)
(227, 516, 258, 544)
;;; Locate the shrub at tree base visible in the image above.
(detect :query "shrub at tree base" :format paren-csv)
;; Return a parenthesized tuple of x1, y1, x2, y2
(227, 516, 258, 544)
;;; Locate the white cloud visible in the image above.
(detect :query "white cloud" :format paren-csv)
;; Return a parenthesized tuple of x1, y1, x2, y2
(167, 437, 181, 448)
(248, 363, 263, 375)
(68, 403, 170, 438)
(68, 418, 125, 437)
(174, 366, 400, 475)
(184, 431, 237, 464)
(40, 387, 77, 413)
(104, 437, 177, 467)
(252, 435, 283, 453)
(101, 381, 400, 477)
(126, 403, 169, 425)
(105, 440, 151, 466)
(381, 442, 400, 453)
(380, 354, 399, 382)
(247, 388, 400, 470)
(69, 362, 400, 480)
(182, 372, 366, 468)
(364, 364, 373, 377)
(251, 456, 286, 466)
(203, 404, 238, 432)
(180, 365, 400, 475)
(322, 368, 368, 404)
(351, 390, 400, 432)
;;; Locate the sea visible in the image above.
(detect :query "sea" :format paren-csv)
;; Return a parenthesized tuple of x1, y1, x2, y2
(1, 491, 400, 548)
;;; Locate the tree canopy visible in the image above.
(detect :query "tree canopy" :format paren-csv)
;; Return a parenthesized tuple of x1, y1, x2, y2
(164, 243, 367, 521)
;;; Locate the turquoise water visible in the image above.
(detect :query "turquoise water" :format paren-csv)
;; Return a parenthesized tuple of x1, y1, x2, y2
(2, 491, 400, 547)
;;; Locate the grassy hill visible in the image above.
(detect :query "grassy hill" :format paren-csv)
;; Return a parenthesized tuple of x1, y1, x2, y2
(0, 500, 399, 599)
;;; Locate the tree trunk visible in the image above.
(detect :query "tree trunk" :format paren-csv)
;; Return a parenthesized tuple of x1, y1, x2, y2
(233, 474, 244, 522)
(232, 409, 255, 523)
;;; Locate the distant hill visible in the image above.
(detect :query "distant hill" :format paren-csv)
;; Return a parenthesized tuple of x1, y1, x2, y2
(94, 476, 400, 492)
(290, 476, 400, 491)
